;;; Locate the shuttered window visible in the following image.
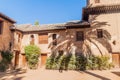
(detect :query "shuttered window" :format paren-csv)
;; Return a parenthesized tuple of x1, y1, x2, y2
(76, 31, 84, 41)
(52, 34, 57, 45)
(97, 29, 103, 38)
(39, 33, 48, 44)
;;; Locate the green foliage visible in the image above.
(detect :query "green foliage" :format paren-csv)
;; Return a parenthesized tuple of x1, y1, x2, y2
(86, 55, 113, 70)
(46, 53, 113, 71)
(0, 50, 13, 72)
(76, 54, 87, 70)
(34, 21, 39, 26)
(25, 45, 40, 69)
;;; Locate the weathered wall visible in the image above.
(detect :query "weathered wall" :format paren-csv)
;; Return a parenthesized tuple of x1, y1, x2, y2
(0, 17, 14, 51)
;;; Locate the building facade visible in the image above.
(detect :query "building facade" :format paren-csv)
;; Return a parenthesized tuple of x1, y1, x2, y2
(0, 13, 15, 51)
(85, 0, 120, 68)
(1, 0, 120, 69)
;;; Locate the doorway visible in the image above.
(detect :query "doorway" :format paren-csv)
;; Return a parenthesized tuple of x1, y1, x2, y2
(112, 53, 120, 68)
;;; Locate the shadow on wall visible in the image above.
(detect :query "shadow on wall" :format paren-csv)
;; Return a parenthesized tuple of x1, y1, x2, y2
(48, 15, 112, 56)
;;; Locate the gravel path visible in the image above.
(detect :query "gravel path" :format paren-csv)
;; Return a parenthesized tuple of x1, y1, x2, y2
(0, 68, 120, 80)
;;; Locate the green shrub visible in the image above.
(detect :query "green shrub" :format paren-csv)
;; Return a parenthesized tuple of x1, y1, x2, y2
(86, 55, 99, 70)
(46, 53, 112, 71)
(0, 50, 13, 72)
(68, 55, 76, 70)
(25, 45, 40, 69)
(76, 54, 87, 70)
(97, 56, 111, 70)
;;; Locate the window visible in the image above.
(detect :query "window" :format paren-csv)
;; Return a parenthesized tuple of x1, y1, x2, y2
(97, 29, 103, 38)
(0, 21, 3, 34)
(18, 34, 21, 42)
(52, 34, 57, 45)
(76, 31, 84, 41)
(39, 33, 48, 44)
(9, 42, 12, 50)
(30, 35, 35, 45)
(95, 0, 100, 3)
(58, 50, 63, 56)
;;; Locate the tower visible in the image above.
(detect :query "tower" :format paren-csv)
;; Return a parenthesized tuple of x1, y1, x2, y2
(87, 0, 120, 7)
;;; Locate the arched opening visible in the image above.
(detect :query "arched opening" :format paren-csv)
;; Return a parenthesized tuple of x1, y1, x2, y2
(30, 35, 35, 45)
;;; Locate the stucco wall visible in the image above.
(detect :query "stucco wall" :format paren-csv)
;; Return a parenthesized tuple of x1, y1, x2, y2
(89, 12, 120, 53)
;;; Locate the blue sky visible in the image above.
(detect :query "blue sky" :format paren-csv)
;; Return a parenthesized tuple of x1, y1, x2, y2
(0, 0, 86, 24)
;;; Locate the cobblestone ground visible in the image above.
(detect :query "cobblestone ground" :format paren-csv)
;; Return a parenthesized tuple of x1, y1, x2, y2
(0, 68, 120, 80)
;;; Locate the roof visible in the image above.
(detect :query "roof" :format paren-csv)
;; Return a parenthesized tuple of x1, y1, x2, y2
(83, 4, 120, 20)
(0, 12, 16, 23)
(14, 20, 90, 32)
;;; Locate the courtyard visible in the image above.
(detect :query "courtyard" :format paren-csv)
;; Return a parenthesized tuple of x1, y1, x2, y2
(0, 68, 120, 80)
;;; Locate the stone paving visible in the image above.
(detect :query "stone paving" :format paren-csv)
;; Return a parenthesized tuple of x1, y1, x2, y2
(0, 68, 120, 80)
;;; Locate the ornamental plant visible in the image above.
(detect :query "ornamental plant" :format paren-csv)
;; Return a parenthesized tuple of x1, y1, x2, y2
(25, 45, 40, 69)
(0, 50, 13, 72)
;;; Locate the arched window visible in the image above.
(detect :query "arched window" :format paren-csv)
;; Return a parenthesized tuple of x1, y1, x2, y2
(30, 35, 35, 45)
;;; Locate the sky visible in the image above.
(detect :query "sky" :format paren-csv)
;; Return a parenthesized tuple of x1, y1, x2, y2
(0, 0, 86, 24)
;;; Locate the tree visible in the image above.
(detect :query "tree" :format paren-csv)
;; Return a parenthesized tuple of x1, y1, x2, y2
(34, 20, 40, 26)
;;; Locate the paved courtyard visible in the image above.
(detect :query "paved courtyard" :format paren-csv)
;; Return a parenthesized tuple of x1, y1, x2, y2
(0, 68, 120, 80)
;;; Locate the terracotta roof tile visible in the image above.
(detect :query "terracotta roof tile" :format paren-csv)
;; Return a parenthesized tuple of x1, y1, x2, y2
(15, 21, 90, 32)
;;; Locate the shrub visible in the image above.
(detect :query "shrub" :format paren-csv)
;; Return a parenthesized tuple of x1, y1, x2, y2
(0, 50, 13, 72)
(68, 54, 76, 70)
(86, 55, 99, 70)
(46, 53, 112, 71)
(76, 54, 87, 70)
(25, 45, 40, 69)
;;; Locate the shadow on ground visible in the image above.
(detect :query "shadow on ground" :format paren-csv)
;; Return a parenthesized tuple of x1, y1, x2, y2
(0, 69, 26, 80)
(112, 71, 120, 76)
(84, 71, 110, 80)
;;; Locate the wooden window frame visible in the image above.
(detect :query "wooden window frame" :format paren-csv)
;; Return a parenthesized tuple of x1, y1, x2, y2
(52, 34, 57, 45)
(76, 31, 84, 41)
(97, 29, 103, 38)
(39, 33, 48, 44)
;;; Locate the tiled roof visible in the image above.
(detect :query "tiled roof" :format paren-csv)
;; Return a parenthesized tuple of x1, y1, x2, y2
(0, 12, 16, 23)
(14, 20, 90, 32)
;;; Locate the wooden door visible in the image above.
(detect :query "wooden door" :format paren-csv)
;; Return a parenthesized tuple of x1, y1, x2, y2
(41, 54, 47, 66)
(14, 51, 19, 68)
(112, 53, 120, 68)
(22, 54, 26, 67)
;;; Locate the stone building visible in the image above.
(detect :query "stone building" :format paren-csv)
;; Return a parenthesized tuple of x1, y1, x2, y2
(0, 13, 16, 51)
(1, 0, 120, 68)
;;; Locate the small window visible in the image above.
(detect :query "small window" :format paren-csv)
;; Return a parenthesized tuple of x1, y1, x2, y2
(58, 50, 64, 56)
(52, 34, 57, 40)
(18, 34, 21, 42)
(0, 21, 3, 34)
(76, 31, 84, 41)
(9, 42, 12, 50)
(97, 29, 103, 38)
(95, 0, 100, 3)
(52, 34, 57, 45)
